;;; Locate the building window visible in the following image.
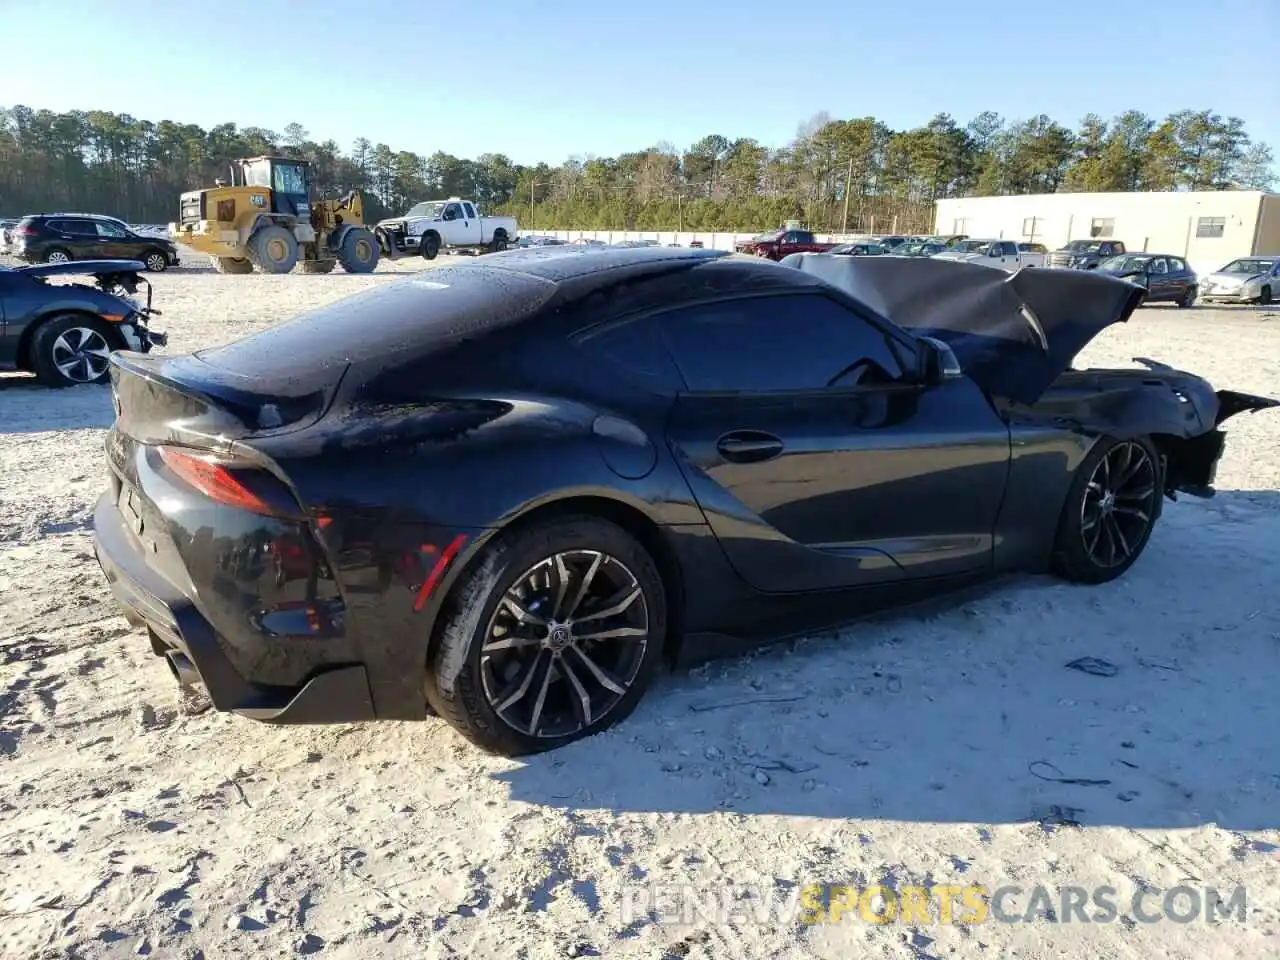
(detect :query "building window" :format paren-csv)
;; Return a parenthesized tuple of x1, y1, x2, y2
(1195, 217, 1226, 239)
(1089, 218, 1115, 238)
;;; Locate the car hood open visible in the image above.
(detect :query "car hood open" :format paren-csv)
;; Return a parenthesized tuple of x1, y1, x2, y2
(779, 253, 1145, 404)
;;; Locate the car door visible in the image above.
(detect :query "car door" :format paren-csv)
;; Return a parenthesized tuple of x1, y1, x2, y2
(58, 218, 107, 259)
(659, 292, 1012, 594)
(94, 219, 133, 258)
(1145, 257, 1172, 300)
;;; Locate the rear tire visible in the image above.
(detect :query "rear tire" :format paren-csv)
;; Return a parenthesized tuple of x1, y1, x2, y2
(1178, 286, 1197, 308)
(1051, 436, 1162, 584)
(30, 315, 118, 388)
(213, 256, 254, 274)
(424, 516, 666, 756)
(488, 231, 508, 253)
(43, 248, 72, 264)
(247, 225, 299, 274)
(337, 228, 380, 273)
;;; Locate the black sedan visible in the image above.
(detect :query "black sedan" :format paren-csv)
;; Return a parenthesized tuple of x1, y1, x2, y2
(92, 248, 1277, 755)
(0, 260, 166, 386)
(1096, 253, 1198, 307)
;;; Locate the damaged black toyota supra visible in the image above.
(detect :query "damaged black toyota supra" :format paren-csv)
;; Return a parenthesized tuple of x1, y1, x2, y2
(92, 247, 1278, 755)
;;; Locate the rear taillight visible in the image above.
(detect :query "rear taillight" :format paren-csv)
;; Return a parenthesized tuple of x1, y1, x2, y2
(15, 226, 37, 236)
(156, 446, 301, 518)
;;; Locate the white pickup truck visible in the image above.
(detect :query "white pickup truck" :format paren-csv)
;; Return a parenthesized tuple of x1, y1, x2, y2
(374, 198, 519, 260)
(932, 238, 1045, 272)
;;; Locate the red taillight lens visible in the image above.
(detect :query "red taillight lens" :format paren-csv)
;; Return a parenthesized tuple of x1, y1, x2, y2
(15, 226, 37, 236)
(156, 447, 298, 517)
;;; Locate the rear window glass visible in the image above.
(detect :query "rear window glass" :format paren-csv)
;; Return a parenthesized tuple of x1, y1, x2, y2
(195, 266, 557, 377)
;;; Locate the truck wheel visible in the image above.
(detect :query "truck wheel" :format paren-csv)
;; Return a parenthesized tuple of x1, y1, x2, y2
(421, 232, 441, 260)
(488, 231, 509, 253)
(247, 225, 299, 274)
(212, 256, 254, 274)
(337, 228, 380, 273)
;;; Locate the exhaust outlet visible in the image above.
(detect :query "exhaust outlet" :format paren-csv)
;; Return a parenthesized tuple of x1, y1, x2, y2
(166, 651, 202, 689)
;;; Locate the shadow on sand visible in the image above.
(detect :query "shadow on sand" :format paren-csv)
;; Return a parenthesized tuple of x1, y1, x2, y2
(497, 491, 1280, 830)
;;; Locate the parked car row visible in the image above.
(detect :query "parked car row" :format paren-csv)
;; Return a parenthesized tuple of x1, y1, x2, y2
(3, 212, 181, 271)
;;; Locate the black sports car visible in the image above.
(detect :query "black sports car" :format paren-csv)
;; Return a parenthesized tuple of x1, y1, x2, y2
(1, 260, 166, 387)
(92, 247, 1277, 755)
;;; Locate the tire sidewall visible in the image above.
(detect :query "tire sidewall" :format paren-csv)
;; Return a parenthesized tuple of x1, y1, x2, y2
(425, 516, 666, 754)
(1052, 435, 1162, 584)
(44, 248, 72, 264)
(421, 233, 440, 260)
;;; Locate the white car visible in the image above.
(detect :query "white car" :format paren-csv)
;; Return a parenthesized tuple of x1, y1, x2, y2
(1199, 256, 1280, 305)
(375, 198, 518, 260)
(933, 239, 1045, 271)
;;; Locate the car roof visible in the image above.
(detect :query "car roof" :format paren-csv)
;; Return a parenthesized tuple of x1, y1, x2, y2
(194, 248, 833, 377)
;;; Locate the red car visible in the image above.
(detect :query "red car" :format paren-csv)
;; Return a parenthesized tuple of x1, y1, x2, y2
(734, 227, 836, 261)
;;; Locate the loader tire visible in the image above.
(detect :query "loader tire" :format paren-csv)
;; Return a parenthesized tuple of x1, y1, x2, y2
(213, 256, 254, 275)
(247, 225, 299, 274)
(337, 228, 380, 274)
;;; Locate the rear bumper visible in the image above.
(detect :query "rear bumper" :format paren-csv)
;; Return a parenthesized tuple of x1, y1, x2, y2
(92, 491, 375, 723)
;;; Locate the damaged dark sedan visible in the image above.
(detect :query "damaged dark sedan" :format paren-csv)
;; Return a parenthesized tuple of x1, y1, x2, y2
(92, 247, 1277, 755)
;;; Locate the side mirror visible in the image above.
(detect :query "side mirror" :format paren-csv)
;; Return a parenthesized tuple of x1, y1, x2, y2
(920, 336, 962, 386)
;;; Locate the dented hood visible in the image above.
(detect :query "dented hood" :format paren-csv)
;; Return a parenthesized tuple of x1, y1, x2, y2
(781, 253, 1145, 404)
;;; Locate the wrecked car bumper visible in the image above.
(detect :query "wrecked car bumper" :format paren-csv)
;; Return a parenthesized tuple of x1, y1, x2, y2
(92, 491, 375, 724)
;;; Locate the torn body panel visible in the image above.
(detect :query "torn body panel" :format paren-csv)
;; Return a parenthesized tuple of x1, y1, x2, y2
(1012, 367, 1279, 502)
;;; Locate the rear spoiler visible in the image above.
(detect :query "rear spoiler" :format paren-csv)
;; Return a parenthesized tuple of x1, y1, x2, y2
(109, 352, 343, 449)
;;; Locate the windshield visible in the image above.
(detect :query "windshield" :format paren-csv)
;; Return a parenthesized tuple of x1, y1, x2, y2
(951, 240, 993, 253)
(1099, 255, 1150, 273)
(1064, 240, 1103, 252)
(753, 231, 782, 241)
(405, 201, 446, 219)
(1219, 259, 1275, 275)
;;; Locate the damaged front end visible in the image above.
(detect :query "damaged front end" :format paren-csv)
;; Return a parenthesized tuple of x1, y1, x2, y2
(1161, 386, 1280, 498)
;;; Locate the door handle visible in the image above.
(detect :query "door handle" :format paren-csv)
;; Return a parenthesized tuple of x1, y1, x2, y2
(716, 431, 784, 463)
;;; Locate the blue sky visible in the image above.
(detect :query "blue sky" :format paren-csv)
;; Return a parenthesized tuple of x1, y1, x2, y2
(3, 0, 1276, 165)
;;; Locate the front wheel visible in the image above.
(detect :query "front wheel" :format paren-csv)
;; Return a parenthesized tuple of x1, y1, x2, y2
(30, 315, 117, 387)
(1051, 436, 1162, 584)
(424, 516, 666, 755)
(420, 233, 441, 260)
(1258, 285, 1272, 306)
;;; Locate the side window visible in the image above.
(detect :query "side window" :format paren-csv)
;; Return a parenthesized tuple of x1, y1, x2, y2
(781, 231, 798, 243)
(444, 203, 462, 221)
(95, 221, 127, 238)
(658, 295, 905, 393)
(795, 231, 814, 244)
(1168, 258, 1186, 273)
(1149, 258, 1168, 274)
(463, 203, 477, 219)
(1003, 242, 1018, 256)
(575, 318, 684, 393)
(66, 219, 98, 236)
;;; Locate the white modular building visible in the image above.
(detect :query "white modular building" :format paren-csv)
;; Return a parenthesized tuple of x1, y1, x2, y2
(934, 191, 1280, 273)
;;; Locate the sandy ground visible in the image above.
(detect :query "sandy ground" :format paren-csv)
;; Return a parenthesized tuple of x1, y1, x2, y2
(1, 252, 1279, 960)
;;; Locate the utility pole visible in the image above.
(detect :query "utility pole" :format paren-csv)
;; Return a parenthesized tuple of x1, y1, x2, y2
(841, 157, 854, 234)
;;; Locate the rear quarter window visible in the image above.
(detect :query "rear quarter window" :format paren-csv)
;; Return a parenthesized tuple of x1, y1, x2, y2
(574, 318, 685, 393)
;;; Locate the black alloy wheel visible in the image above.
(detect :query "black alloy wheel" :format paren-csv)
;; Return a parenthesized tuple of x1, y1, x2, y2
(425, 516, 665, 755)
(480, 549, 650, 739)
(1053, 437, 1161, 584)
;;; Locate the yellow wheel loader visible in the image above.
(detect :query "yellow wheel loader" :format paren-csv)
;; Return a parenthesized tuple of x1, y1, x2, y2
(170, 156, 380, 275)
